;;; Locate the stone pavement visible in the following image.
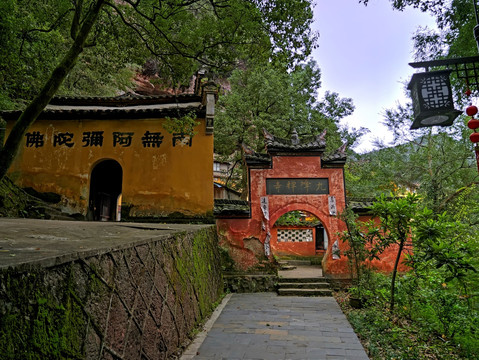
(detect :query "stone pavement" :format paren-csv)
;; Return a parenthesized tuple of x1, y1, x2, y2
(181, 293, 369, 360)
(278, 264, 324, 279)
(0, 218, 211, 269)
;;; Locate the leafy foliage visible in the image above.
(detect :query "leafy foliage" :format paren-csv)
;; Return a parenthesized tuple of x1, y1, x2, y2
(339, 193, 479, 358)
(214, 60, 362, 193)
(349, 0, 479, 211)
(336, 282, 471, 359)
(338, 208, 379, 297)
(163, 111, 200, 137)
(0, 0, 319, 180)
(412, 210, 477, 283)
(341, 194, 420, 310)
(347, 121, 479, 213)
(347, 2, 479, 355)
(0, 0, 318, 111)
(274, 210, 319, 227)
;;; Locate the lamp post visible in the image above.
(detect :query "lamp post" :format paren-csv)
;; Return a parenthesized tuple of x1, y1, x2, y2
(408, 1, 479, 172)
(407, 69, 461, 129)
(469, 0, 479, 172)
(474, 0, 479, 52)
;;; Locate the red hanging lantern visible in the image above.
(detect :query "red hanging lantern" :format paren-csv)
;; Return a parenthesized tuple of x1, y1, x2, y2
(470, 132, 479, 143)
(466, 105, 479, 116)
(468, 118, 479, 129)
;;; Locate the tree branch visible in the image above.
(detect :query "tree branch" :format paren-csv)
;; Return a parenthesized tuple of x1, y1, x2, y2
(437, 182, 479, 211)
(0, 0, 106, 180)
(19, 9, 74, 56)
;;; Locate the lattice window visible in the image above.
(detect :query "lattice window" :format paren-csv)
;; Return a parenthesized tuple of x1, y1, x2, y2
(420, 75, 451, 109)
(277, 229, 313, 243)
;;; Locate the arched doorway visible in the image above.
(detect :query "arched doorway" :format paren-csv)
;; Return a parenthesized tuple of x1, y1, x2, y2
(89, 160, 122, 221)
(271, 210, 328, 257)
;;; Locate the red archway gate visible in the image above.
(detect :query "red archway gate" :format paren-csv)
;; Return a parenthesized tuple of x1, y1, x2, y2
(216, 130, 351, 278)
(270, 207, 328, 257)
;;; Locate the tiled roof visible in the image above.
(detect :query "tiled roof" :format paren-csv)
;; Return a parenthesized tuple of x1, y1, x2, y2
(214, 199, 250, 218)
(214, 182, 241, 196)
(244, 153, 272, 168)
(0, 93, 205, 121)
(49, 93, 201, 106)
(264, 134, 326, 154)
(347, 198, 374, 214)
(322, 151, 347, 167)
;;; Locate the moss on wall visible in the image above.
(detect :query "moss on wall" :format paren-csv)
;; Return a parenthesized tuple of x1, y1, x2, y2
(0, 265, 86, 359)
(0, 226, 222, 359)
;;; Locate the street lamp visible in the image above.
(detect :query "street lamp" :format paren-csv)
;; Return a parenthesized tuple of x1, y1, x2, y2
(407, 69, 462, 129)
(407, 1, 479, 171)
(407, 1, 479, 130)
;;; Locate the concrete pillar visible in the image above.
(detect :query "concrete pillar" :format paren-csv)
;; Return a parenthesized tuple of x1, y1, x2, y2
(202, 83, 217, 135)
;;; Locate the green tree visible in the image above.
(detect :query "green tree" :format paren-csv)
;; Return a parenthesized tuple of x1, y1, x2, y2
(347, 0, 479, 226)
(340, 194, 422, 310)
(369, 193, 420, 310)
(214, 60, 362, 193)
(0, 0, 106, 181)
(346, 124, 479, 214)
(338, 207, 381, 299)
(0, 0, 318, 180)
(413, 210, 477, 286)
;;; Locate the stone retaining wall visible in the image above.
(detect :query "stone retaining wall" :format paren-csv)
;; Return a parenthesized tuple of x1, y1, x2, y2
(0, 226, 222, 359)
(223, 274, 278, 293)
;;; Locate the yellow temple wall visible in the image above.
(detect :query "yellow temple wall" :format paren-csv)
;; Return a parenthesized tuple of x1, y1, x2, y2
(6, 117, 213, 218)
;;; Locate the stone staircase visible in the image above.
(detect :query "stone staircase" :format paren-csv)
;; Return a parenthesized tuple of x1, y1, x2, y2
(277, 259, 333, 297)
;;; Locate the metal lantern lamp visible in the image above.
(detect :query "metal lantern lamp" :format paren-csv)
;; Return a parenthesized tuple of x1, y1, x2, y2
(407, 69, 462, 129)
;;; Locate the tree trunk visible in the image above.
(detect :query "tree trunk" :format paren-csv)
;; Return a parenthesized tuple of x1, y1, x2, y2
(390, 236, 405, 311)
(0, 0, 105, 180)
(0, 117, 5, 152)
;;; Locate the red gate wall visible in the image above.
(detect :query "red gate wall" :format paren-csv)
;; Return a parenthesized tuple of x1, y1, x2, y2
(271, 226, 317, 257)
(215, 131, 408, 278)
(216, 153, 351, 277)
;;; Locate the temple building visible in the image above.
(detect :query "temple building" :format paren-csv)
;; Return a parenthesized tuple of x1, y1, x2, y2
(1, 82, 217, 221)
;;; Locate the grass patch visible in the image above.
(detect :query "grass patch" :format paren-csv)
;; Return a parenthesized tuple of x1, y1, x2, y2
(334, 291, 474, 359)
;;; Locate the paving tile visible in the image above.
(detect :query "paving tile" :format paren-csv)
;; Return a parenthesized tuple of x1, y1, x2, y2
(182, 293, 369, 360)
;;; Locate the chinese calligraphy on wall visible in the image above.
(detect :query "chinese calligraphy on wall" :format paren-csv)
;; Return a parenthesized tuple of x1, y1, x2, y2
(266, 178, 329, 195)
(24, 131, 193, 149)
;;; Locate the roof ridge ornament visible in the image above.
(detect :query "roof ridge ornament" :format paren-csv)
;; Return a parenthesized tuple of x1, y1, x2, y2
(316, 129, 327, 145)
(241, 143, 255, 155)
(262, 128, 274, 141)
(337, 142, 348, 154)
(291, 129, 300, 145)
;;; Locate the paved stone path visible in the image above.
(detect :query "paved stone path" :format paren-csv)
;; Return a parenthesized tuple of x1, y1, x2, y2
(181, 293, 369, 360)
(0, 218, 210, 269)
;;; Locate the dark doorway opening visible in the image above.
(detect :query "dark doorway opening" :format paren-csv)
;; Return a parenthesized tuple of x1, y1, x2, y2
(89, 160, 122, 221)
(315, 224, 325, 251)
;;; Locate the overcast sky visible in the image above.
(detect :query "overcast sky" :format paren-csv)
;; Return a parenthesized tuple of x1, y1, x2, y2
(313, 0, 437, 152)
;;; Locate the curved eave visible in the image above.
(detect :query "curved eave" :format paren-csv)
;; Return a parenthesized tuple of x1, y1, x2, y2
(50, 94, 202, 106)
(244, 154, 272, 169)
(266, 144, 326, 155)
(321, 159, 347, 168)
(347, 200, 373, 215)
(214, 199, 251, 219)
(0, 106, 206, 121)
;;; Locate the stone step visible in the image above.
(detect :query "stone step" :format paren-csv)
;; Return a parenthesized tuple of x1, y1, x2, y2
(277, 282, 330, 289)
(278, 277, 330, 283)
(277, 288, 333, 297)
(279, 259, 312, 266)
(279, 264, 297, 271)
